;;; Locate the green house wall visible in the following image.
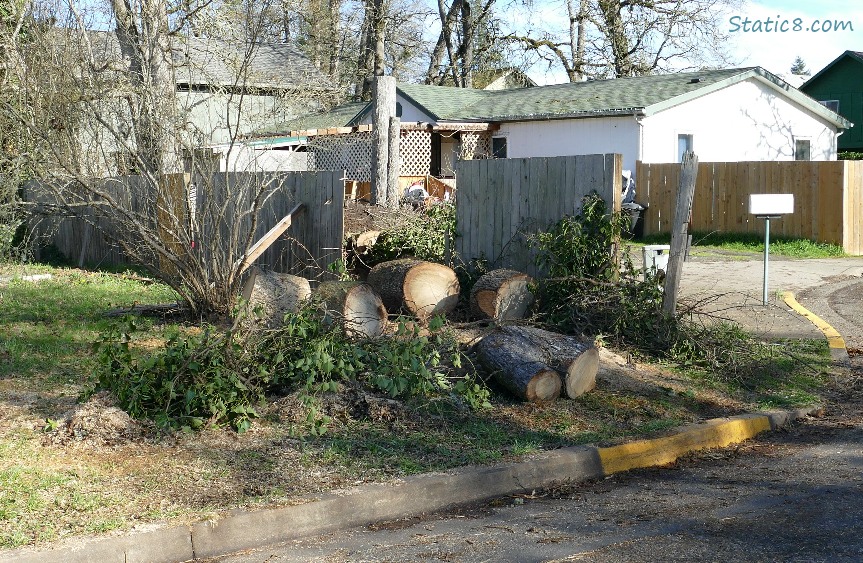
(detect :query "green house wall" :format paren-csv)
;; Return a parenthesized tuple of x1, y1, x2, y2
(802, 55, 863, 152)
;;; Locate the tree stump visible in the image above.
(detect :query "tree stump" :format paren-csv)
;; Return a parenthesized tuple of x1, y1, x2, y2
(470, 269, 534, 321)
(366, 258, 460, 322)
(240, 267, 311, 328)
(317, 281, 387, 338)
(477, 325, 598, 401)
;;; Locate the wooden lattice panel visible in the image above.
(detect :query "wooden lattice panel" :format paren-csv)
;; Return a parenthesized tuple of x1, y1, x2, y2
(399, 129, 432, 175)
(460, 131, 491, 159)
(308, 131, 373, 181)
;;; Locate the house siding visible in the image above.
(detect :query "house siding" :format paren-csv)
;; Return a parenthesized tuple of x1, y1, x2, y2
(641, 78, 838, 163)
(801, 56, 863, 152)
(496, 117, 641, 172)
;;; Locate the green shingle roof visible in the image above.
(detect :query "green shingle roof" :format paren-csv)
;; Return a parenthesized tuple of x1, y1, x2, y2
(258, 102, 369, 135)
(256, 66, 850, 135)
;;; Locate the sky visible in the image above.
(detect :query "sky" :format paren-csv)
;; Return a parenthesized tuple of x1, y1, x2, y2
(523, 0, 863, 85)
(731, 0, 863, 77)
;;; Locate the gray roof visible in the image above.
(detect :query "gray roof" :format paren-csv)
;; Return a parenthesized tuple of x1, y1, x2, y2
(257, 102, 369, 135)
(82, 30, 331, 91)
(258, 66, 851, 135)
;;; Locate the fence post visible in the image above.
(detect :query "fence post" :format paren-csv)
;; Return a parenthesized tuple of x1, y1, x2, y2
(371, 76, 395, 207)
(662, 152, 698, 316)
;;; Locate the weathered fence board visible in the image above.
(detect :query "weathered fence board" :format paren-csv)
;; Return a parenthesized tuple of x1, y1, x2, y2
(636, 160, 863, 255)
(456, 154, 621, 275)
(26, 171, 344, 277)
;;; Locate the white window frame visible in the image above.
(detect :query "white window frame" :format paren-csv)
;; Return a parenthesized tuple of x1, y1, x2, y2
(677, 133, 694, 162)
(819, 100, 840, 113)
(794, 136, 812, 161)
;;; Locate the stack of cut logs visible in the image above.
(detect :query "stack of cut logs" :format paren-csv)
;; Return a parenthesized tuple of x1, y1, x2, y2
(241, 259, 598, 404)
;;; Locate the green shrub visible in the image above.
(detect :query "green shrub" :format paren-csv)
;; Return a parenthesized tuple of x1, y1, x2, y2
(839, 151, 863, 160)
(365, 202, 456, 265)
(90, 306, 488, 433)
(531, 193, 673, 353)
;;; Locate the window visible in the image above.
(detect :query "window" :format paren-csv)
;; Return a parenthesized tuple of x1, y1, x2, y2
(795, 139, 811, 161)
(396, 102, 403, 118)
(677, 134, 693, 162)
(492, 137, 507, 159)
(819, 100, 840, 113)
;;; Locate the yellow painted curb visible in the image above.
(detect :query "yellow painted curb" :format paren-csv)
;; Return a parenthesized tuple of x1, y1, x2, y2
(782, 291, 846, 350)
(598, 415, 772, 475)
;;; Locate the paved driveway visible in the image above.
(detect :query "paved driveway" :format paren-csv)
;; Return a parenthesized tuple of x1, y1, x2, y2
(678, 255, 863, 341)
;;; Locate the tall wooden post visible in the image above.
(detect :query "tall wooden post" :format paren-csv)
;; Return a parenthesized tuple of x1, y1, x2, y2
(662, 151, 698, 316)
(387, 115, 401, 207)
(371, 76, 396, 206)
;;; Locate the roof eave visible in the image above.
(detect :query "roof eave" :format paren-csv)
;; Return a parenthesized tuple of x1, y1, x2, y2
(802, 50, 863, 88)
(463, 108, 646, 122)
(642, 67, 852, 130)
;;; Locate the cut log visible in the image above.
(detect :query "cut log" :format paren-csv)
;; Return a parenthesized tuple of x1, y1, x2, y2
(354, 230, 381, 253)
(477, 329, 561, 402)
(240, 267, 311, 328)
(476, 325, 598, 401)
(317, 281, 387, 338)
(366, 258, 460, 322)
(470, 269, 534, 321)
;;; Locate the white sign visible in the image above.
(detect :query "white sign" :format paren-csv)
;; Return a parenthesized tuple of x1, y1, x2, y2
(749, 194, 794, 216)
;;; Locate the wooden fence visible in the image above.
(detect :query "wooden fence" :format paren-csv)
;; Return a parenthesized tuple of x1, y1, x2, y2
(456, 154, 622, 274)
(26, 171, 345, 278)
(635, 160, 863, 255)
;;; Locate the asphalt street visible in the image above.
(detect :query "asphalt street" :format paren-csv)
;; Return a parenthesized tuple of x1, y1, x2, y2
(208, 408, 863, 562)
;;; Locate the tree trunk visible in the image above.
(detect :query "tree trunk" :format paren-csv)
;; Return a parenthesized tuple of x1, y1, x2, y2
(470, 268, 534, 321)
(366, 258, 459, 321)
(478, 325, 598, 400)
(477, 329, 561, 402)
(317, 281, 387, 338)
(240, 266, 311, 328)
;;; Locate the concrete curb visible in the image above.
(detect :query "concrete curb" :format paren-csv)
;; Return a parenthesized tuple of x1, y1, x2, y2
(1, 406, 820, 563)
(782, 291, 850, 364)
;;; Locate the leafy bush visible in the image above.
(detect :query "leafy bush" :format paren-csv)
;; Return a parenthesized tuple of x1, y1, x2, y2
(365, 202, 456, 265)
(529, 194, 823, 387)
(90, 306, 488, 433)
(531, 193, 673, 353)
(839, 151, 863, 160)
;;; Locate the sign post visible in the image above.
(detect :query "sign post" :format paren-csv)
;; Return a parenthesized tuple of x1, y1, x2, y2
(748, 194, 794, 305)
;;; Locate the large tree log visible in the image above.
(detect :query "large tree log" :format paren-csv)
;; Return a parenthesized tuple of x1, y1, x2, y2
(477, 329, 561, 402)
(240, 267, 311, 328)
(317, 281, 387, 338)
(366, 258, 460, 321)
(477, 325, 598, 401)
(470, 269, 534, 321)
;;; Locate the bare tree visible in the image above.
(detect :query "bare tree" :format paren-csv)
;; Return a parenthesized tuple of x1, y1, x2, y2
(512, 0, 737, 80)
(5, 0, 337, 316)
(425, 0, 501, 87)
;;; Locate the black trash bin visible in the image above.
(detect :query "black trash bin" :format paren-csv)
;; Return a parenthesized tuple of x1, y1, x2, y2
(622, 202, 646, 239)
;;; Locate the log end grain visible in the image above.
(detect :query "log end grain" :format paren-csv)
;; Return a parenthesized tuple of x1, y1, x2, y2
(563, 346, 599, 398)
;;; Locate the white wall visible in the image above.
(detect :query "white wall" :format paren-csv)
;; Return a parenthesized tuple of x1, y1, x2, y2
(640, 78, 838, 163)
(497, 116, 641, 172)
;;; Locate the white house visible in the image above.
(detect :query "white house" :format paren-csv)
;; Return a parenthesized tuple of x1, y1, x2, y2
(252, 67, 850, 184)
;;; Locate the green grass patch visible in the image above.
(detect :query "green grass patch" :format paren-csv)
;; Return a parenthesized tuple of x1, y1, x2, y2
(0, 262, 838, 549)
(666, 336, 831, 408)
(0, 267, 178, 386)
(636, 232, 845, 258)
